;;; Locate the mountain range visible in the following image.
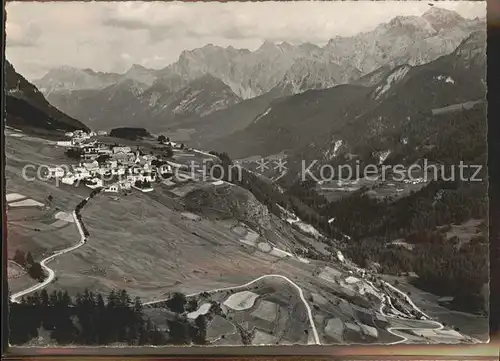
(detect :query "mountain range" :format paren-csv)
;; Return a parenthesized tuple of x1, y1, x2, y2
(33, 7, 484, 133)
(207, 29, 486, 180)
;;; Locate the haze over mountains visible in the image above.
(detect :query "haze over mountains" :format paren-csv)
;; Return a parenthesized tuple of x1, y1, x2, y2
(210, 30, 486, 166)
(5, 61, 89, 132)
(33, 7, 484, 133)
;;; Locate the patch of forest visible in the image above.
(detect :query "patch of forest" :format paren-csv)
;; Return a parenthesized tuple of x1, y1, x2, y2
(9, 289, 208, 346)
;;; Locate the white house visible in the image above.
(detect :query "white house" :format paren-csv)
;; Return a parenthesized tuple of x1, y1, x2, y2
(97, 130, 108, 136)
(127, 174, 143, 183)
(111, 167, 126, 176)
(111, 152, 135, 163)
(96, 143, 109, 150)
(113, 146, 132, 154)
(72, 166, 91, 180)
(106, 159, 118, 169)
(104, 184, 119, 193)
(129, 166, 142, 175)
(127, 173, 155, 183)
(82, 145, 99, 154)
(83, 160, 99, 170)
(61, 174, 76, 185)
(71, 138, 85, 146)
(74, 132, 91, 140)
(96, 167, 112, 177)
(47, 167, 65, 179)
(143, 173, 156, 182)
(82, 153, 99, 161)
(159, 164, 173, 175)
(65, 132, 74, 138)
(85, 178, 103, 189)
(119, 181, 132, 190)
(57, 140, 73, 147)
(98, 149, 113, 155)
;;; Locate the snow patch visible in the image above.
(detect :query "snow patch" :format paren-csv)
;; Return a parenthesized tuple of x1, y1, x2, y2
(325, 139, 344, 160)
(373, 150, 391, 165)
(434, 75, 455, 84)
(149, 92, 161, 107)
(337, 251, 345, 263)
(277, 204, 299, 222)
(374, 65, 410, 99)
(333, 140, 343, 155)
(173, 90, 202, 114)
(254, 107, 272, 123)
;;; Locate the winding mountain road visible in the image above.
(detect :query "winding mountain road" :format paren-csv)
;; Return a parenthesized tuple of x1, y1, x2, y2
(378, 280, 479, 344)
(379, 293, 443, 345)
(144, 273, 321, 344)
(353, 267, 478, 344)
(9, 200, 89, 303)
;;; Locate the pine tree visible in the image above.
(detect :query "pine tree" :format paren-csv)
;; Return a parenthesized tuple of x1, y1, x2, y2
(166, 315, 190, 345)
(51, 290, 77, 344)
(105, 290, 121, 343)
(166, 292, 187, 314)
(26, 252, 34, 265)
(95, 293, 107, 344)
(128, 296, 144, 345)
(13, 249, 26, 266)
(193, 315, 207, 344)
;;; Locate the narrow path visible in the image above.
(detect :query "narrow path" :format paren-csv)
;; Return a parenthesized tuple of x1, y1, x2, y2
(379, 280, 478, 345)
(9, 198, 90, 303)
(144, 273, 321, 345)
(351, 266, 479, 344)
(379, 294, 443, 345)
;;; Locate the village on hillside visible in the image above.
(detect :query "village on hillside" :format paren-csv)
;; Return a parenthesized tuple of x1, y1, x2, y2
(49, 129, 215, 193)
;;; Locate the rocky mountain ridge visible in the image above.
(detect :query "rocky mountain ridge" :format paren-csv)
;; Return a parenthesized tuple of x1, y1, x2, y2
(30, 7, 484, 133)
(5, 60, 89, 132)
(206, 29, 486, 174)
(36, 7, 483, 100)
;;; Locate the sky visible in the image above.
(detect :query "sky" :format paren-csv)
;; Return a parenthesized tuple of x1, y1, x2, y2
(6, 1, 486, 81)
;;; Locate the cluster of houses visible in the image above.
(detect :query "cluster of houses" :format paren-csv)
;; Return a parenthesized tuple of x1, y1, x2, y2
(50, 130, 175, 193)
(57, 130, 108, 147)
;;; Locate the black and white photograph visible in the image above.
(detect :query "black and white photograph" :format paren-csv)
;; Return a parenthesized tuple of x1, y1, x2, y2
(5, 0, 488, 347)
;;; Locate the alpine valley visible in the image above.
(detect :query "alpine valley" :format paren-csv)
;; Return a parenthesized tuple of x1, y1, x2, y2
(6, 5, 489, 347)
